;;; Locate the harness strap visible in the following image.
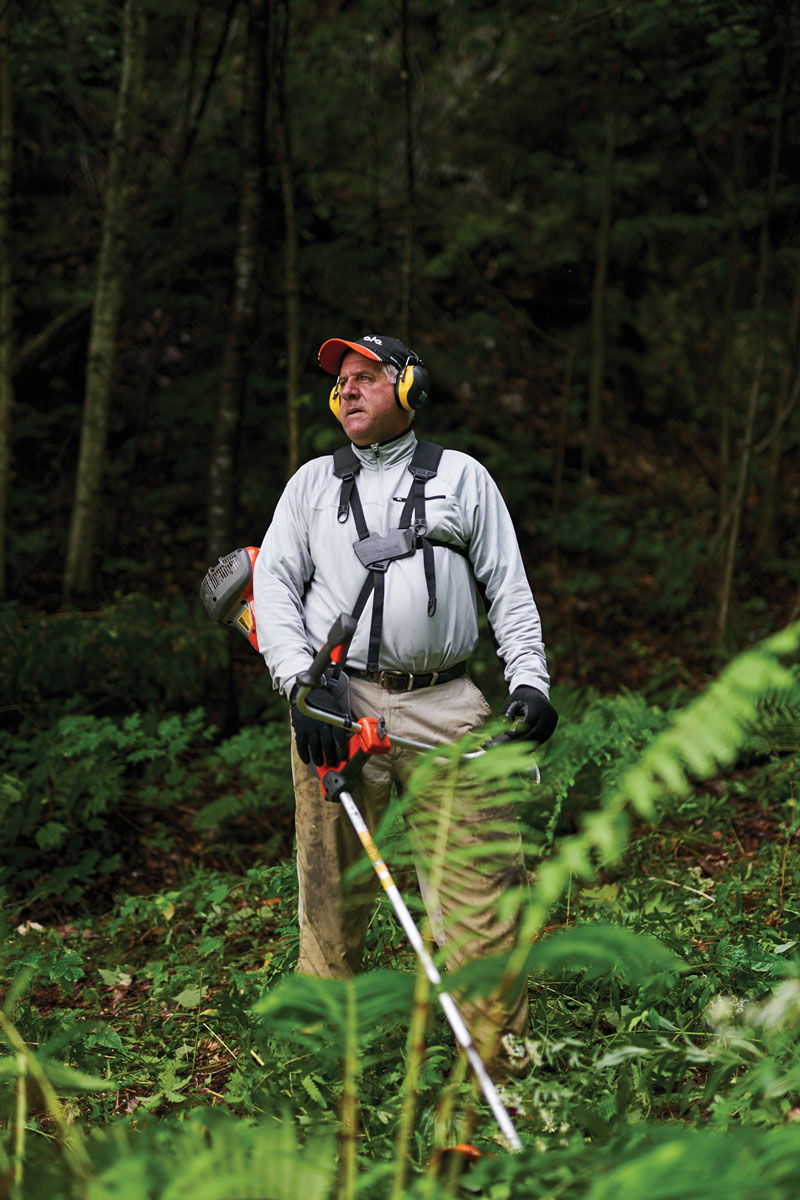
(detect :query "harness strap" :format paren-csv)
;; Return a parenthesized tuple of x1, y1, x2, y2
(348, 485, 369, 542)
(398, 440, 443, 536)
(399, 441, 444, 618)
(332, 440, 449, 669)
(419, 537, 437, 616)
(425, 536, 469, 559)
(367, 573, 385, 670)
(333, 445, 367, 533)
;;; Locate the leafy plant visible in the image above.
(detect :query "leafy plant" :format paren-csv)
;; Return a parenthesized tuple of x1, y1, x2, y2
(0, 597, 235, 732)
(0, 699, 295, 900)
(2, 619, 800, 1195)
(0, 707, 210, 900)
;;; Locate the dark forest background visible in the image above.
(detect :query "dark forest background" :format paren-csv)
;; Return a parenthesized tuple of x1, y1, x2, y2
(3, 2, 800, 1194)
(3, 0, 799, 672)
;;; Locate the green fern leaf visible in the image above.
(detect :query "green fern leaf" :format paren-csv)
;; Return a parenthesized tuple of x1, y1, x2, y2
(301, 1073, 326, 1105)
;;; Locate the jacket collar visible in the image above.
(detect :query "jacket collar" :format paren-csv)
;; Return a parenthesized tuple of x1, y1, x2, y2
(349, 427, 417, 470)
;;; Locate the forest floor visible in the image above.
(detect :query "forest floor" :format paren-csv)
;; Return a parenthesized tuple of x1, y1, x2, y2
(9, 747, 794, 1145)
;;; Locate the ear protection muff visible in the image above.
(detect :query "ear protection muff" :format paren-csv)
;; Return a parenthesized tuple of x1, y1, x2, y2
(328, 355, 430, 422)
(395, 357, 430, 412)
(329, 378, 342, 421)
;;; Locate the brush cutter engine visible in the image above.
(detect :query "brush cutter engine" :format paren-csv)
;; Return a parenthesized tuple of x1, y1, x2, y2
(199, 546, 260, 651)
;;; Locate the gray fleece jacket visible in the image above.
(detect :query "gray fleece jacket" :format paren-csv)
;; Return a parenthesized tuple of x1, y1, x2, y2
(253, 429, 550, 700)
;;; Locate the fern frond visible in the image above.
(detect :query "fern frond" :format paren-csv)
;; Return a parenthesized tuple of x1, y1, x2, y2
(512, 621, 800, 951)
(447, 923, 684, 1000)
(302, 1073, 326, 1105)
(87, 1108, 337, 1200)
(620, 622, 800, 818)
(252, 969, 414, 1051)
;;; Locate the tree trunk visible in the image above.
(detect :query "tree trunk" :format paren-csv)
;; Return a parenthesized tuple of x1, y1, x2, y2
(755, 254, 800, 557)
(63, 0, 146, 597)
(583, 107, 616, 481)
(206, 0, 266, 564)
(717, 117, 744, 533)
(717, 6, 791, 640)
(399, 0, 414, 344)
(0, 0, 13, 600)
(268, 0, 300, 478)
(551, 342, 576, 523)
(204, 0, 266, 738)
(181, 0, 240, 168)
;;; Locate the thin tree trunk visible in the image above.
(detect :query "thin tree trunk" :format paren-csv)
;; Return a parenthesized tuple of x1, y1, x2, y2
(204, 0, 265, 739)
(551, 342, 576, 522)
(717, 118, 744, 532)
(755, 254, 800, 556)
(268, 0, 300, 478)
(400, 0, 414, 344)
(63, 0, 146, 597)
(717, 5, 791, 639)
(0, 0, 13, 600)
(181, 0, 240, 167)
(717, 348, 764, 640)
(206, 0, 266, 563)
(583, 107, 616, 481)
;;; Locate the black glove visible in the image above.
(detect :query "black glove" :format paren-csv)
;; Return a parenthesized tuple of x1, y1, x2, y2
(503, 685, 558, 745)
(291, 683, 350, 767)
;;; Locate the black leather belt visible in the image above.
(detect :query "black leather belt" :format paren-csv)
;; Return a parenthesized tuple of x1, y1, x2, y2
(347, 660, 468, 693)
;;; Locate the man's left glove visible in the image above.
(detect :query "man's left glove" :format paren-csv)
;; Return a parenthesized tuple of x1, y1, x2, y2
(503, 685, 558, 745)
(291, 683, 350, 767)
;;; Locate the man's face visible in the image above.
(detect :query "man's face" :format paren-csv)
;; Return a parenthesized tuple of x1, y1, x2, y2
(337, 351, 411, 445)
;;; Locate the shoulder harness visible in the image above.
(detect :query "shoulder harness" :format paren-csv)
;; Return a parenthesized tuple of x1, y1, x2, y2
(332, 440, 468, 673)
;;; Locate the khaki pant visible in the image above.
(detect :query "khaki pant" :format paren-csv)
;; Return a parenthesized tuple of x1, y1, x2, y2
(292, 674, 530, 1054)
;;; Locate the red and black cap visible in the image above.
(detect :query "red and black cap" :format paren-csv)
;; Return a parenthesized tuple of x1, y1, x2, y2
(318, 334, 418, 376)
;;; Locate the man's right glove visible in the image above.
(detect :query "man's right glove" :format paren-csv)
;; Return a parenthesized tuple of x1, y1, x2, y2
(503, 685, 558, 745)
(290, 683, 350, 767)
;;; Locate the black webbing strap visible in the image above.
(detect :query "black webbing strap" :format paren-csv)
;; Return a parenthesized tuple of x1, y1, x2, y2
(398, 441, 443, 535)
(331, 440, 445, 669)
(399, 442, 444, 617)
(333, 445, 366, 534)
(333, 445, 380, 666)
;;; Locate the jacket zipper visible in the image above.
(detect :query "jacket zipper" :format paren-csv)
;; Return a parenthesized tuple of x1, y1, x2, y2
(371, 443, 387, 529)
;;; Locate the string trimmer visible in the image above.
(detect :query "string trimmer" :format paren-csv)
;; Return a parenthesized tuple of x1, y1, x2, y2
(201, 547, 528, 1151)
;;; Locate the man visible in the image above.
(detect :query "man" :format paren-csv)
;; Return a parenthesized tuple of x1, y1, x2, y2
(253, 334, 557, 1071)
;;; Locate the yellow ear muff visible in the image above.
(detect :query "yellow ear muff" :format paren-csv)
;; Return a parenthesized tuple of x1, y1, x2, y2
(395, 361, 430, 412)
(329, 379, 342, 421)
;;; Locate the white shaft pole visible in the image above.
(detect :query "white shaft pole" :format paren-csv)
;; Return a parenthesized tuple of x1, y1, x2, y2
(339, 789, 523, 1152)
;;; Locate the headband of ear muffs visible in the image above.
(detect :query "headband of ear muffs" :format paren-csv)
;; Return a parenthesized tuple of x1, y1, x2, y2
(329, 356, 430, 422)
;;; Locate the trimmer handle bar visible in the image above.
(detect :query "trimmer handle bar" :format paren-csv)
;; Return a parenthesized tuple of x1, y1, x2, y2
(198, 558, 537, 772)
(295, 613, 540, 780)
(295, 612, 358, 692)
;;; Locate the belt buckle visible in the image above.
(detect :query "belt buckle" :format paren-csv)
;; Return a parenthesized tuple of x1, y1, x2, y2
(376, 669, 411, 692)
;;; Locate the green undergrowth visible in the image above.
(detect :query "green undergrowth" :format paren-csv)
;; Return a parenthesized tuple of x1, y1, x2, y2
(1, 619, 800, 1196)
(0, 596, 291, 903)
